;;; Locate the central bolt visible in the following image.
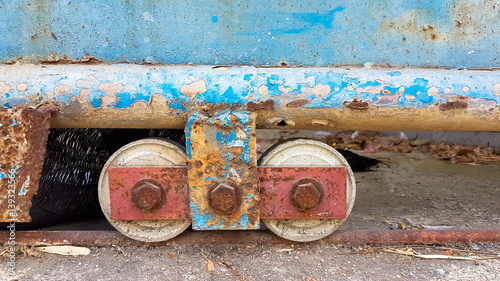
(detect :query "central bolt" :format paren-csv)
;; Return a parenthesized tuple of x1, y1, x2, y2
(208, 180, 242, 215)
(290, 178, 323, 212)
(131, 179, 166, 213)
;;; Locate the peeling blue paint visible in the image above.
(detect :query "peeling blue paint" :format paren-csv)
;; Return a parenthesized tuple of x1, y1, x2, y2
(0, 172, 5, 179)
(190, 201, 223, 230)
(18, 188, 26, 196)
(1, 66, 499, 111)
(239, 213, 256, 229)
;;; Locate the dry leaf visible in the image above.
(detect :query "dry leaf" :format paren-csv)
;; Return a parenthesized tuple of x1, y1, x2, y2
(206, 259, 214, 271)
(167, 253, 175, 258)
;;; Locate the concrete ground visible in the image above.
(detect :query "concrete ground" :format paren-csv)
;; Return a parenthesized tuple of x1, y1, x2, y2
(2, 130, 500, 280)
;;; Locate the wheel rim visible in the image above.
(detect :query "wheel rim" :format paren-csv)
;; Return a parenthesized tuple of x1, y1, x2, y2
(98, 138, 191, 242)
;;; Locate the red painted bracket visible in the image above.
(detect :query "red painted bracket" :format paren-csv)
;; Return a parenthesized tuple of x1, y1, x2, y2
(258, 166, 347, 219)
(108, 166, 347, 221)
(108, 167, 190, 221)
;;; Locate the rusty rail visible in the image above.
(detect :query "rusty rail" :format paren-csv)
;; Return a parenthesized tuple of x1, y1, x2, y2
(2, 229, 500, 246)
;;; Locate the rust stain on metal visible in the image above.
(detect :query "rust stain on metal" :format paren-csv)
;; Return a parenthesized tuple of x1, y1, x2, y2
(343, 99, 370, 110)
(41, 54, 103, 65)
(0, 103, 59, 222)
(108, 167, 190, 220)
(285, 99, 310, 108)
(259, 166, 347, 219)
(439, 96, 469, 110)
(247, 99, 275, 111)
(198, 102, 233, 117)
(187, 112, 260, 230)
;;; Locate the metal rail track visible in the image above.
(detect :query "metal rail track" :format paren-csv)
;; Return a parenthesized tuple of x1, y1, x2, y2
(2, 229, 500, 246)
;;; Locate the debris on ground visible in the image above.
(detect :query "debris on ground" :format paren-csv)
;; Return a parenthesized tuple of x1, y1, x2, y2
(35, 245, 91, 256)
(1, 244, 41, 258)
(205, 259, 215, 272)
(327, 131, 500, 165)
(340, 245, 500, 261)
(383, 217, 455, 230)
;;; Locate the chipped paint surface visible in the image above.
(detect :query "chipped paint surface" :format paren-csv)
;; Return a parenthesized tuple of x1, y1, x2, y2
(1, 66, 499, 110)
(0, 108, 54, 222)
(0, 1, 499, 68)
(186, 111, 259, 230)
(0, 65, 499, 132)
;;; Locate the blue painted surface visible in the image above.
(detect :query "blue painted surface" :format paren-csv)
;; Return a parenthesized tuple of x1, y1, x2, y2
(1, 66, 498, 111)
(0, 0, 499, 68)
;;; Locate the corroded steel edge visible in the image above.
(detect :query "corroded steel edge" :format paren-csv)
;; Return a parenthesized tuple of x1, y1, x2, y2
(187, 112, 260, 230)
(0, 65, 498, 131)
(2, 229, 500, 246)
(0, 106, 55, 222)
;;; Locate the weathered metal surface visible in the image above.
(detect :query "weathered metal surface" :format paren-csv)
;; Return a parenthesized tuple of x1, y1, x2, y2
(0, 105, 57, 222)
(0, 65, 499, 131)
(130, 178, 166, 213)
(2, 229, 500, 246)
(107, 167, 190, 221)
(187, 111, 259, 230)
(0, 1, 499, 68)
(259, 167, 347, 220)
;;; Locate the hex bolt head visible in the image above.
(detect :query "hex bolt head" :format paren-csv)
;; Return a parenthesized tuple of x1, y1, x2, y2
(131, 179, 166, 213)
(208, 180, 242, 215)
(290, 178, 323, 212)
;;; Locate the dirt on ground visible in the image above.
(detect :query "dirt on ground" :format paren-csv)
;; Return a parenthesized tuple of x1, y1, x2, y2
(2, 242, 500, 281)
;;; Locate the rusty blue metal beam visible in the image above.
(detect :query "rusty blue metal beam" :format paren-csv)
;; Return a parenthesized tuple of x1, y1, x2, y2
(0, 1, 499, 69)
(0, 65, 498, 131)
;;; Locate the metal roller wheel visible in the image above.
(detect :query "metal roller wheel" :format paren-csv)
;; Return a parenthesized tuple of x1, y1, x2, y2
(259, 139, 356, 242)
(98, 138, 191, 242)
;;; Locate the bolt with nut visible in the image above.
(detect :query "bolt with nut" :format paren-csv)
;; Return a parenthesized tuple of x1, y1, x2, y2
(290, 178, 323, 212)
(207, 180, 242, 215)
(131, 179, 166, 213)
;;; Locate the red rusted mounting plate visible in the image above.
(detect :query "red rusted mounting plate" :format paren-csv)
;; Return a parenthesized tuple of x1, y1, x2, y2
(258, 166, 347, 219)
(108, 166, 347, 221)
(108, 167, 190, 221)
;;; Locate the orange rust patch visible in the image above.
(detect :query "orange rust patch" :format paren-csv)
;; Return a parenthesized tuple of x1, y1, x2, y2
(439, 96, 469, 110)
(0, 105, 58, 222)
(343, 99, 370, 110)
(247, 100, 275, 111)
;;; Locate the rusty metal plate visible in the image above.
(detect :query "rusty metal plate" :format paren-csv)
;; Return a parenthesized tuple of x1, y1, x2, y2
(259, 166, 347, 219)
(108, 167, 190, 221)
(0, 107, 54, 222)
(186, 111, 259, 230)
